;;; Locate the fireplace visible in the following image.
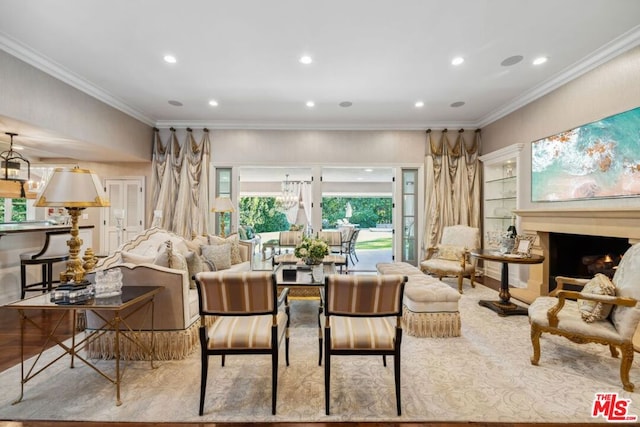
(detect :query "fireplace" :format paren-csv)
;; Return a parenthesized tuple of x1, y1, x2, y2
(511, 208, 640, 303)
(548, 232, 630, 293)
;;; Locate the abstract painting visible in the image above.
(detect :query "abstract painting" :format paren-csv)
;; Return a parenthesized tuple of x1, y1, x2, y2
(531, 106, 640, 202)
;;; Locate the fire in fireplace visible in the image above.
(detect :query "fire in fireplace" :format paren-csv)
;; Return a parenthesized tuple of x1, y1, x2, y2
(548, 232, 630, 292)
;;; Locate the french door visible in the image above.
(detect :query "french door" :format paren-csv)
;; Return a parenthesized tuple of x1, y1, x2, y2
(102, 178, 145, 254)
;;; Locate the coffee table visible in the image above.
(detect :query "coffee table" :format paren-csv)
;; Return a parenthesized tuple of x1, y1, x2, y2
(5, 285, 162, 406)
(275, 262, 337, 365)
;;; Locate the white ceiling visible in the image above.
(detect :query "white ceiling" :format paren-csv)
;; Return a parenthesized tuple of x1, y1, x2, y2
(1, 0, 640, 161)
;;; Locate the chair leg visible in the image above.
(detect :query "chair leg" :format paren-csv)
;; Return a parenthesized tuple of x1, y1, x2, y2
(383, 355, 387, 367)
(609, 344, 619, 358)
(318, 305, 323, 366)
(530, 324, 541, 365)
(46, 262, 54, 292)
(20, 263, 26, 299)
(394, 352, 402, 416)
(221, 354, 225, 366)
(324, 328, 331, 415)
(620, 343, 635, 392)
(272, 346, 278, 415)
(198, 328, 208, 416)
(469, 272, 476, 288)
(457, 274, 463, 294)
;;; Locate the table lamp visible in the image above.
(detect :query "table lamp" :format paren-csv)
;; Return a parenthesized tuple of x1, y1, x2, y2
(211, 196, 235, 237)
(35, 166, 110, 285)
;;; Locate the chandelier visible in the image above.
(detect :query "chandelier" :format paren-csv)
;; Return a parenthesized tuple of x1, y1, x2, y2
(1, 132, 31, 197)
(275, 174, 299, 211)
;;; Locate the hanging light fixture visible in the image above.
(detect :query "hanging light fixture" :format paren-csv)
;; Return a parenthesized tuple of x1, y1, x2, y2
(0, 132, 30, 197)
(275, 174, 299, 211)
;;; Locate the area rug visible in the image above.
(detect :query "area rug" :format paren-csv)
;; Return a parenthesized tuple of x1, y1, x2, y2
(1, 281, 639, 423)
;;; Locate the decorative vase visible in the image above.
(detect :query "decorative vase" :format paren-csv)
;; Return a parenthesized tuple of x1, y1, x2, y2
(311, 264, 324, 283)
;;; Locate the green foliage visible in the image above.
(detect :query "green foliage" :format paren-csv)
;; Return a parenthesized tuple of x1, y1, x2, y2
(239, 196, 392, 232)
(322, 197, 391, 229)
(0, 198, 27, 222)
(239, 197, 289, 233)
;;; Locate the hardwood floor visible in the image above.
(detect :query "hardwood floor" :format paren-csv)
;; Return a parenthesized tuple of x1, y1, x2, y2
(0, 276, 548, 427)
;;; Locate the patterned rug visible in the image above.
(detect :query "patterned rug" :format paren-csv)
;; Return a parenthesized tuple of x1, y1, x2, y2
(1, 281, 638, 423)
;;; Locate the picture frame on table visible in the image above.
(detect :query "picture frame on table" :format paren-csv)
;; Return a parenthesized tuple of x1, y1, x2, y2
(512, 235, 536, 257)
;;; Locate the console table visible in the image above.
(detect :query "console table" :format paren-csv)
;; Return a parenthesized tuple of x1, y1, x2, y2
(5, 285, 162, 406)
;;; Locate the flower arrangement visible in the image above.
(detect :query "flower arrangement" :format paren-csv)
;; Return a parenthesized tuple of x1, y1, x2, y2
(294, 236, 329, 265)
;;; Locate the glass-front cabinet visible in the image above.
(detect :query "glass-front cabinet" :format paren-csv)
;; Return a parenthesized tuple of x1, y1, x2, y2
(479, 143, 524, 282)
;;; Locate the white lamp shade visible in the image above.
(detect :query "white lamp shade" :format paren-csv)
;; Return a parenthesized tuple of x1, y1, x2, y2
(211, 196, 235, 213)
(35, 166, 110, 208)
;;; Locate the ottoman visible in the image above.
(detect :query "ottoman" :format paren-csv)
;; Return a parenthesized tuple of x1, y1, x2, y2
(377, 262, 462, 337)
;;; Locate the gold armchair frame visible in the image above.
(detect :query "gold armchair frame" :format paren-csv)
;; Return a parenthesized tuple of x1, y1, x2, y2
(530, 276, 638, 392)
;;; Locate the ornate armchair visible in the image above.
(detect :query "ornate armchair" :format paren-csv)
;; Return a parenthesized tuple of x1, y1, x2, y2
(528, 242, 640, 392)
(194, 271, 290, 415)
(419, 225, 480, 293)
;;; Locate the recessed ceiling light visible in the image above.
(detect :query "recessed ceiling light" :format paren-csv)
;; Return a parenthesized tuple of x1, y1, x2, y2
(339, 101, 353, 108)
(415, 101, 424, 108)
(364, 168, 373, 172)
(451, 57, 464, 66)
(299, 55, 313, 65)
(208, 100, 219, 107)
(168, 100, 183, 106)
(501, 55, 524, 66)
(450, 101, 465, 108)
(163, 55, 177, 64)
(533, 56, 548, 65)
(306, 101, 315, 107)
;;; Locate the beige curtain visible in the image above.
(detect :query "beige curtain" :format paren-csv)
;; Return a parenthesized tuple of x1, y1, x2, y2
(150, 128, 210, 238)
(150, 129, 168, 226)
(422, 129, 481, 255)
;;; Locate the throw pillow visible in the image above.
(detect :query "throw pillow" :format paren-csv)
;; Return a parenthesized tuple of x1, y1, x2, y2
(201, 243, 232, 271)
(208, 233, 242, 265)
(578, 273, 616, 323)
(184, 251, 204, 289)
(154, 241, 189, 272)
(436, 244, 465, 261)
(185, 235, 208, 255)
(121, 251, 155, 265)
(245, 226, 255, 239)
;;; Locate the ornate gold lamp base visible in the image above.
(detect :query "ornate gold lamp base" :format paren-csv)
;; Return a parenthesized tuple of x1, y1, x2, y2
(60, 207, 89, 285)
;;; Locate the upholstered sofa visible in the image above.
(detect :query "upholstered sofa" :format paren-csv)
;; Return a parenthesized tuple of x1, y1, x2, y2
(85, 227, 252, 360)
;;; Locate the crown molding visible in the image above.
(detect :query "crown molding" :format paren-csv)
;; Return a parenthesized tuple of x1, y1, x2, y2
(0, 32, 155, 127)
(478, 24, 640, 128)
(153, 119, 481, 131)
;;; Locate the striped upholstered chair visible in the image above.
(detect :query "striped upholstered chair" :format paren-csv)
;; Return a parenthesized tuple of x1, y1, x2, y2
(194, 271, 290, 415)
(322, 274, 407, 415)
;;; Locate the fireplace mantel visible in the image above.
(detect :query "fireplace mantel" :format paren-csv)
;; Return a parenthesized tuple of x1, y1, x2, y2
(514, 207, 640, 241)
(510, 207, 640, 304)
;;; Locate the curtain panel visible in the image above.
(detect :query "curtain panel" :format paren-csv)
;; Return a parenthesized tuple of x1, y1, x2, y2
(422, 129, 481, 256)
(151, 128, 210, 239)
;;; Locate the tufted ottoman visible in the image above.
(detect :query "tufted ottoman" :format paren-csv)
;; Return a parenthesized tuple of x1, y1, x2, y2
(377, 262, 462, 337)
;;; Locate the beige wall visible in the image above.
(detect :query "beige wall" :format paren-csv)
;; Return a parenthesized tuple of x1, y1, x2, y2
(481, 46, 640, 210)
(0, 50, 153, 162)
(157, 128, 429, 166)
